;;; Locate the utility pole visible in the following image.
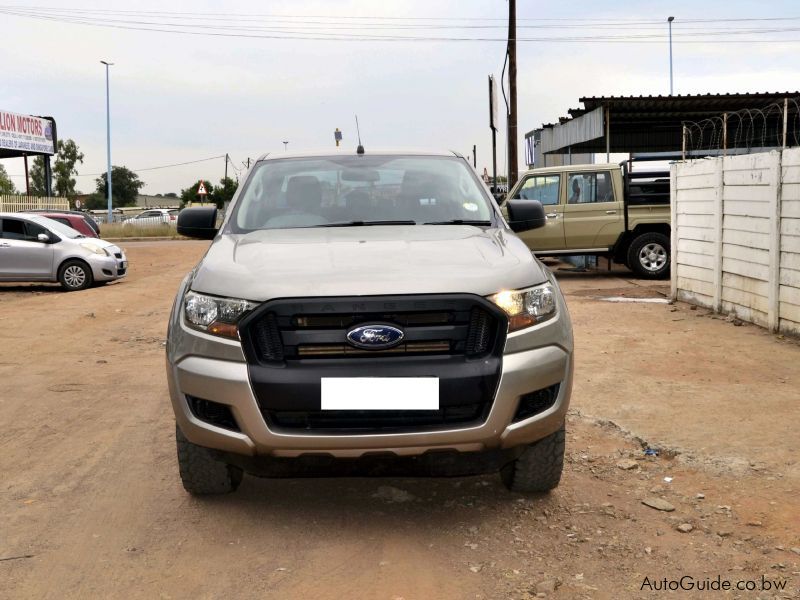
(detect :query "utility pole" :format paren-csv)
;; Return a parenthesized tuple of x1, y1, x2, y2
(472, 145, 476, 168)
(668, 17, 675, 95)
(489, 75, 499, 197)
(224, 153, 228, 181)
(101, 60, 114, 224)
(507, 0, 519, 189)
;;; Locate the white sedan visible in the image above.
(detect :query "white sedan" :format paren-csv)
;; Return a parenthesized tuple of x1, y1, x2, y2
(123, 209, 179, 227)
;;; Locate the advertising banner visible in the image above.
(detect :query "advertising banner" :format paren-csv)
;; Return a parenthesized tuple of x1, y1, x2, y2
(0, 110, 56, 155)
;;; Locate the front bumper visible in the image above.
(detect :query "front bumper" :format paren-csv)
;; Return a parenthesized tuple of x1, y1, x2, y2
(167, 345, 572, 458)
(88, 246, 127, 282)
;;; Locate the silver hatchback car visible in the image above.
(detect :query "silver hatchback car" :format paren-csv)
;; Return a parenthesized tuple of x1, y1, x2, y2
(0, 212, 128, 291)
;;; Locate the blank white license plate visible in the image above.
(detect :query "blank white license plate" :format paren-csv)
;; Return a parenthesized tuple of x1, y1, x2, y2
(321, 377, 439, 410)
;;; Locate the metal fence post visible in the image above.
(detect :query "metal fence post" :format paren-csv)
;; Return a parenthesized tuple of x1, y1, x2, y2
(782, 98, 788, 149)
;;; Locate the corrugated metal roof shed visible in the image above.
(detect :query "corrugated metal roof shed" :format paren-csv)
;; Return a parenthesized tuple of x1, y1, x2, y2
(528, 92, 800, 154)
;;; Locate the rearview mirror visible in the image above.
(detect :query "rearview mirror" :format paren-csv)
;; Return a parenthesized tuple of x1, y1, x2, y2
(506, 199, 546, 233)
(341, 168, 380, 182)
(177, 207, 218, 240)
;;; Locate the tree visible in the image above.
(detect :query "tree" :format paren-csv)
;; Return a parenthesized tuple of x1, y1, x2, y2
(180, 179, 215, 207)
(0, 164, 17, 195)
(94, 166, 144, 208)
(29, 156, 49, 196)
(53, 139, 84, 198)
(212, 177, 238, 208)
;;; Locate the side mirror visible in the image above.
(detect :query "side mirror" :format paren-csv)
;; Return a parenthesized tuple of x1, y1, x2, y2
(37, 232, 52, 243)
(177, 207, 218, 240)
(506, 199, 546, 233)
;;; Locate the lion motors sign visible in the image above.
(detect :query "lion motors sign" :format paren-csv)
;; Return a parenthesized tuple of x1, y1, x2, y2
(0, 109, 56, 156)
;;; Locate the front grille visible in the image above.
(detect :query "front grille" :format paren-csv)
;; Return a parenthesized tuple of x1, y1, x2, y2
(239, 295, 507, 435)
(265, 403, 484, 433)
(242, 296, 503, 364)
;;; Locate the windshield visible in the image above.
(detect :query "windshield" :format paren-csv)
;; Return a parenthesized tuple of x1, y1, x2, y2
(30, 215, 83, 239)
(230, 155, 495, 231)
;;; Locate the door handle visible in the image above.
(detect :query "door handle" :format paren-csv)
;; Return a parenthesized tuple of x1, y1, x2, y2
(605, 210, 617, 214)
(0, 242, 10, 248)
(545, 213, 559, 219)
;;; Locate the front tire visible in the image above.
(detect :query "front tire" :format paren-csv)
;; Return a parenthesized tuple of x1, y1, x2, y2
(627, 232, 670, 279)
(175, 425, 243, 495)
(58, 259, 93, 291)
(501, 425, 565, 493)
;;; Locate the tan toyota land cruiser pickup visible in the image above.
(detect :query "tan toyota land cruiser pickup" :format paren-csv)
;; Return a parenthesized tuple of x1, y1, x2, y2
(504, 163, 671, 279)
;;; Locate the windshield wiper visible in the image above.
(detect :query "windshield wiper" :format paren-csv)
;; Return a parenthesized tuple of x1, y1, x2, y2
(317, 220, 417, 227)
(423, 219, 492, 226)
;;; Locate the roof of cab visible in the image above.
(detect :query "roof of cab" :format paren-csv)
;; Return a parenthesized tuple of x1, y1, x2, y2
(521, 163, 621, 175)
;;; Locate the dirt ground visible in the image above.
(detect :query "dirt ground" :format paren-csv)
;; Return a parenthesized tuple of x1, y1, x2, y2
(1, 241, 798, 600)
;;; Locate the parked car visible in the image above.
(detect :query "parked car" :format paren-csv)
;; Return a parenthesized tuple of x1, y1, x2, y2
(167, 149, 574, 495)
(504, 162, 671, 278)
(0, 212, 127, 291)
(123, 208, 179, 227)
(23, 209, 101, 236)
(28, 212, 99, 238)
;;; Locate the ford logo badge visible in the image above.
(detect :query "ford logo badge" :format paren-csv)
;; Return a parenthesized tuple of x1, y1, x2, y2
(346, 324, 404, 350)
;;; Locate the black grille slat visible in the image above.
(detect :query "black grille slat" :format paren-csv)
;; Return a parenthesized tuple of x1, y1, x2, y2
(266, 404, 483, 433)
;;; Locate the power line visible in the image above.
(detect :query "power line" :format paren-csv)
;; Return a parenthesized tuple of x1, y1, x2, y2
(5, 6, 800, 24)
(68, 154, 225, 177)
(3, 8, 800, 43)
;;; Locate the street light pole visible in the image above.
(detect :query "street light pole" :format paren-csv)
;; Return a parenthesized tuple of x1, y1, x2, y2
(283, 141, 289, 151)
(101, 60, 114, 224)
(668, 17, 675, 95)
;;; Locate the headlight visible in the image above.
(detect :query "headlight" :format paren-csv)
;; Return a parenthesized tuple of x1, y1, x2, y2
(80, 242, 109, 256)
(488, 282, 557, 332)
(184, 291, 255, 339)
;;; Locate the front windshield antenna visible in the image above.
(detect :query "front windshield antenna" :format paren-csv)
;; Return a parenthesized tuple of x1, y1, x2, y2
(355, 114, 364, 155)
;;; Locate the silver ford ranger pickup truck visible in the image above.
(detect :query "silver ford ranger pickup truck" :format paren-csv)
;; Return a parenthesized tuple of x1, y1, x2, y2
(166, 149, 573, 495)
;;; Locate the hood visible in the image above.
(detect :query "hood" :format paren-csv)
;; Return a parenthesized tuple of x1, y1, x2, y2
(191, 225, 547, 300)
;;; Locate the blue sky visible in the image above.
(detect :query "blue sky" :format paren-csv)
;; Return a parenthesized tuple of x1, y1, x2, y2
(1, 0, 799, 194)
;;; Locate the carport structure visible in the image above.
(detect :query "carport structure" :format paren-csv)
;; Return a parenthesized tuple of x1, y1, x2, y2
(525, 92, 800, 167)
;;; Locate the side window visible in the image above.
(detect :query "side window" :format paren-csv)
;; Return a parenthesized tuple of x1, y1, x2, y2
(24, 222, 48, 241)
(52, 217, 70, 227)
(567, 172, 614, 204)
(1, 218, 26, 240)
(514, 175, 561, 205)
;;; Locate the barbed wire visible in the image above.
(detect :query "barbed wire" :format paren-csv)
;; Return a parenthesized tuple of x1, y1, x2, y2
(682, 98, 800, 154)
